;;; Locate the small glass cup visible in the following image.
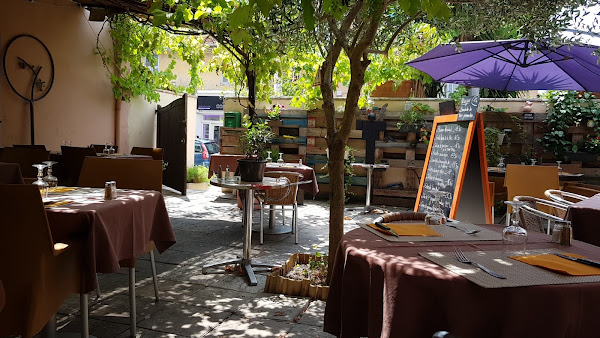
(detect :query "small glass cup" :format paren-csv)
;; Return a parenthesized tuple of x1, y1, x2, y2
(425, 191, 447, 225)
(42, 161, 58, 188)
(497, 157, 505, 169)
(32, 164, 49, 199)
(108, 143, 115, 155)
(503, 201, 528, 252)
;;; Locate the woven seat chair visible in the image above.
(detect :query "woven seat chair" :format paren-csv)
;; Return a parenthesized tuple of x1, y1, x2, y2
(257, 171, 303, 245)
(513, 196, 567, 234)
(374, 211, 428, 224)
(544, 189, 588, 207)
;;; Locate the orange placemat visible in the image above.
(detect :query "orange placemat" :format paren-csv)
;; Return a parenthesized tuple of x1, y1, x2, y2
(366, 223, 442, 237)
(510, 253, 600, 276)
(44, 200, 74, 208)
(48, 187, 77, 193)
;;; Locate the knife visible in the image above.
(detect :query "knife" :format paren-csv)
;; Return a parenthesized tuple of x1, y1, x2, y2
(554, 253, 600, 269)
(375, 222, 400, 238)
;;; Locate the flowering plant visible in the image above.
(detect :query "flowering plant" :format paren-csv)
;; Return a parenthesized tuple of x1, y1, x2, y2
(578, 135, 600, 154)
(266, 103, 284, 120)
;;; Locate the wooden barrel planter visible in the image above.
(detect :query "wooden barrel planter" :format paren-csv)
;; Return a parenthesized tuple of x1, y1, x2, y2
(264, 253, 329, 301)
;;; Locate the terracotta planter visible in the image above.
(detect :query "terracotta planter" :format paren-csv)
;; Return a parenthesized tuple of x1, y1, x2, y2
(264, 253, 329, 301)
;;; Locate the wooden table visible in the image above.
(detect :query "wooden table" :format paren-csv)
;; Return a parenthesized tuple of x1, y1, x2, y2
(488, 167, 584, 181)
(205, 177, 288, 285)
(324, 226, 600, 338)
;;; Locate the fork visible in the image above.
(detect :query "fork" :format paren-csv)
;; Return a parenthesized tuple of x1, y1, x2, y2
(453, 247, 506, 279)
(447, 223, 480, 235)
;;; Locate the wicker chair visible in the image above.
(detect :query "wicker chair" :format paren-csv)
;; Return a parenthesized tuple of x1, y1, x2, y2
(544, 189, 588, 206)
(512, 196, 567, 234)
(257, 171, 303, 245)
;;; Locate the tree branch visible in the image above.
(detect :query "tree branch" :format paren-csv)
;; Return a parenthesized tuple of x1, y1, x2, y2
(372, 11, 423, 56)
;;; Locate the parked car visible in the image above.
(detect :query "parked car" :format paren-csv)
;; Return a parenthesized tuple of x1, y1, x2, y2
(194, 139, 219, 166)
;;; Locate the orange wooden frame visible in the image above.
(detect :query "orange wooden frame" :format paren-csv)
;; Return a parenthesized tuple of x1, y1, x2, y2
(414, 113, 491, 224)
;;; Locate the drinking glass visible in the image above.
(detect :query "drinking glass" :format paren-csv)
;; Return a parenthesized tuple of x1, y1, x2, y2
(108, 143, 115, 154)
(277, 153, 284, 164)
(503, 201, 528, 252)
(530, 159, 537, 166)
(32, 164, 49, 199)
(556, 161, 562, 173)
(498, 157, 505, 169)
(425, 191, 447, 225)
(42, 161, 58, 188)
(266, 150, 272, 163)
(103, 143, 110, 155)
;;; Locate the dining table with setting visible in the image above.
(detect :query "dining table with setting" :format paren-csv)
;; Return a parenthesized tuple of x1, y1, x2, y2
(566, 193, 600, 247)
(43, 186, 176, 293)
(324, 221, 600, 338)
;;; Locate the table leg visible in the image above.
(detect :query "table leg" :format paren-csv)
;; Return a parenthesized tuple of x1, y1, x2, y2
(365, 166, 373, 208)
(269, 205, 275, 227)
(203, 188, 282, 286)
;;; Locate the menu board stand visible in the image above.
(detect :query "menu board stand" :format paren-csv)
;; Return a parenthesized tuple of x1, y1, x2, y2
(414, 113, 491, 224)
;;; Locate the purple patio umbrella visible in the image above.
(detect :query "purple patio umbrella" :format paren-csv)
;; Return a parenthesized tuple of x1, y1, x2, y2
(406, 39, 600, 92)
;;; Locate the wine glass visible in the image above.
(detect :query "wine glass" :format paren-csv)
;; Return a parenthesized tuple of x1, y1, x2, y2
(497, 157, 505, 169)
(503, 201, 528, 252)
(108, 143, 115, 154)
(103, 143, 110, 155)
(530, 158, 537, 166)
(425, 191, 447, 225)
(42, 161, 58, 188)
(266, 150, 272, 163)
(556, 160, 562, 173)
(32, 164, 49, 199)
(277, 153, 284, 164)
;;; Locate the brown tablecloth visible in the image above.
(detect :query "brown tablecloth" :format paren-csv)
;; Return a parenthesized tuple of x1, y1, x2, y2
(266, 164, 319, 197)
(46, 189, 176, 293)
(209, 155, 319, 197)
(324, 226, 600, 338)
(566, 193, 600, 247)
(0, 162, 24, 184)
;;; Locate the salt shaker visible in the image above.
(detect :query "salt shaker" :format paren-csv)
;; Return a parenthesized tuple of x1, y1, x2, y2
(110, 181, 117, 199)
(559, 220, 572, 246)
(104, 181, 113, 200)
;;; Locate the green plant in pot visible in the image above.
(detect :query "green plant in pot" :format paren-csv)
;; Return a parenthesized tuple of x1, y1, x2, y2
(397, 104, 428, 132)
(238, 114, 275, 182)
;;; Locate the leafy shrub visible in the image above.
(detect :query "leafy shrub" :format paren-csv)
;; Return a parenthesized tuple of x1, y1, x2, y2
(187, 165, 210, 183)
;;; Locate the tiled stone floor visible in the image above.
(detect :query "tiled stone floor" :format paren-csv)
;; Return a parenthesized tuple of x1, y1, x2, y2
(54, 185, 408, 337)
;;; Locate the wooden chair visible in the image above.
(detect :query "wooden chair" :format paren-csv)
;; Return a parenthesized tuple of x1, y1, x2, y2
(504, 164, 559, 214)
(131, 146, 164, 161)
(513, 195, 567, 234)
(13, 144, 47, 151)
(0, 147, 50, 179)
(90, 144, 118, 153)
(0, 162, 24, 184)
(544, 189, 588, 206)
(61, 146, 96, 187)
(257, 171, 303, 245)
(77, 157, 162, 336)
(0, 184, 82, 337)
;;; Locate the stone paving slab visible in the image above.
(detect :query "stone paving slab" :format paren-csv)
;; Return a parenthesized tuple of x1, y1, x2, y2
(54, 185, 409, 337)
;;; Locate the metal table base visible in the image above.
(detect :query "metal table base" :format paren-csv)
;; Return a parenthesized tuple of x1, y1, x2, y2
(202, 188, 279, 286)
(346, 163, 389, 214)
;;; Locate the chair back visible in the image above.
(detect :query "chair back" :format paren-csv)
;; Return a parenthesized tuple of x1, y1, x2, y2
(505, 164, 559, 213)
(78, 157, 163, 191)
(0, 147, 50, 178)
(544, 189, 588, 206)
(61, 146, 97, 186)
(513, 195, 566, 233)
(131, 147, 164, 161)
(13, 144, 47, 151)
(90, 144, 119, 153)
(0, 184, 79, 336)
(263, 171, 302, 206)
(0, 162, 25, 184)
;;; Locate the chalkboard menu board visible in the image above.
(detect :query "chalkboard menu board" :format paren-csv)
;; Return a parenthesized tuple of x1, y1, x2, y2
(457, 95, 480, 121)
(415, 113, 492, 223)
(417, 121, 469, 216)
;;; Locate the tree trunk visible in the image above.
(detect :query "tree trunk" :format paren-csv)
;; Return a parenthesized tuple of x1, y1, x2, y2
(246, 69, 257, 120)
(326, 138, 346, 283)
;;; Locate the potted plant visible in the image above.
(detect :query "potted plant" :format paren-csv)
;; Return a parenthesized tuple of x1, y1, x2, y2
(440, 85, 468, 114)
(187, 165, 211, 190)
(238, 114, 275, 182)
(397, 106, 427, 132)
